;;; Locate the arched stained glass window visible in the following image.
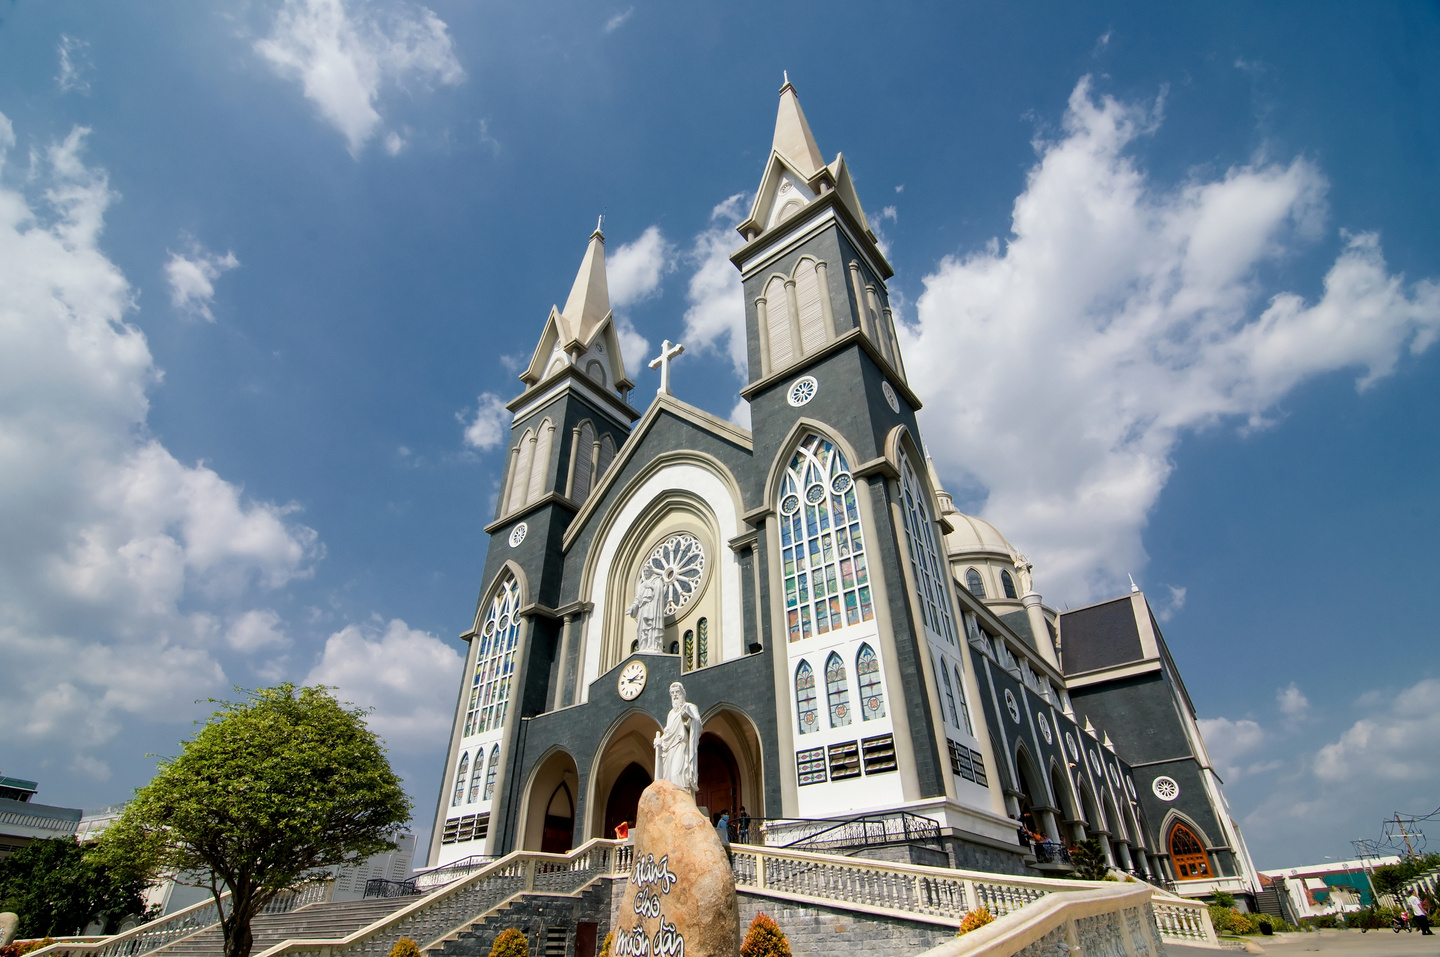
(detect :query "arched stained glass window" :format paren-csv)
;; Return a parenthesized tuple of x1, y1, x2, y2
(856, 643, 886, 720)
(938, 656, 960, 727)
(682, 630, 694, 672)
(1169, 824, 1212, 880)
(795, 661, 819, 735)
(483, 745, 500, 801)
(965, 568, 985, 599)
(467, 750, 484, 803)
(779, 434, 872, 642)
(464, 577, 523, 738)
(898, 455, 957, 643)
(1001, 569, 1018, 599)
(451, 752, 469, 807)
(697, 617, 709, 667)
(953, 664, 974, 736)
(825, 652, 852, 728)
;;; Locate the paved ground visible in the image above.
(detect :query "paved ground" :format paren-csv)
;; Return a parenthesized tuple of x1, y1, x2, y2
(1167, 928, 1440, 956)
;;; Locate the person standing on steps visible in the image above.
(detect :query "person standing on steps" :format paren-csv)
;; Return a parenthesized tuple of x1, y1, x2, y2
(736, 806, 750, 844)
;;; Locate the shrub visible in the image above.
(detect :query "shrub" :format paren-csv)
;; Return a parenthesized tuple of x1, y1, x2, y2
(1, 940, 56, 957)
(1069, 840, 1109, 881)
(1212, 891, 1236, 909)
(740, 912, 791, 957)
(599, 932, 613, 957)
(957, 908, 994, 935)
(388, 939, 422, 957)
(488, 929, 527, 957)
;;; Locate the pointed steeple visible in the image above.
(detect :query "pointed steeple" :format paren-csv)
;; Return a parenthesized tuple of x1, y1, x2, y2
(559, 220, 611, 342)
(773, 75, 825, 177)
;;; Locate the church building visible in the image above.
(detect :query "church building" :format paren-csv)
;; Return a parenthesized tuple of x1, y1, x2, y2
(426, 81, 1260, 904)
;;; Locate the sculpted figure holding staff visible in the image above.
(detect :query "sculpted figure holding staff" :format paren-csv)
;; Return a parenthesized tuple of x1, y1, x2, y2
(654, 681, 701, 795)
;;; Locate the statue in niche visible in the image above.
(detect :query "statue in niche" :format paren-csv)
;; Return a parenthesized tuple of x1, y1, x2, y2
(627, 563, 667, 653)
(654, 681, 701, 795)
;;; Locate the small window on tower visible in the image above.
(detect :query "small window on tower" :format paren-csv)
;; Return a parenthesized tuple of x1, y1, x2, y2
(1001, 569, 1018, 599)
(966, 568, 986, 598)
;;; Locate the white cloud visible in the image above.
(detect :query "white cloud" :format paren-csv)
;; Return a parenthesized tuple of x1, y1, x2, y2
(609, 226, 674, 308)
(903, 77, 1440, 604)
(1154, 584, 1186, 622)
(384, 130, 405, 155)
(682, 193, 749, 378)
(305, 618, 463, 753)
(165, 239, 239, 321)
(57, 36, 92, 94)
(1197, 716, 1265, 780)
(615, 315, 651, 380)
(603, 7, 634, 33)
(226, 608, 291, 652)
(1314, 679, 1440, 784)
(0, 117, 320, 763)
(460, 392, 509, 450)
(1277, 682, 1310, 720)
(256, 0, 464, 156)
(728, 398, 751, 430)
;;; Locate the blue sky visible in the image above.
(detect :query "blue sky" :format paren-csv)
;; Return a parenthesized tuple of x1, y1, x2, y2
(1, 1, 1437, 869)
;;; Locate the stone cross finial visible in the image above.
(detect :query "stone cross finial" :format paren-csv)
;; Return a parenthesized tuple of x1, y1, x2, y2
(649, 339, 685, 396)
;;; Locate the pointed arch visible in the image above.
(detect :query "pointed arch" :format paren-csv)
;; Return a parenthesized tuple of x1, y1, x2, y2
(570, 420, 597, 502)
(1001, 569, 1018, 599)
(778, 432, 873, 641)
(467, 749, 484, 803)
(856, 643, 886, 720)
(451, 751, 469, 807)
(483, 744, 500, 800)
(795, 660, 818, 735)
(1168, 821, 1213, 880)
(596, 433, 616, 482)
(763, 275, 793, 372)
(507, 428, 536, 513)
(824, 651, 852, 728)
(898, 451, 958, 643)
(524, 417, 555, 503)
(1049, 759, 1079, 825)
(792, 257, 827, 355)
(965, 568, 986, 598)
(937, 654, 960, 727)
(464, 574, 524, 738)
(952, 663, 974, 736)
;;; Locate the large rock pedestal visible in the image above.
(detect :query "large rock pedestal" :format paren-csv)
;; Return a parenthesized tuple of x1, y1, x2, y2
(614, 780, 739, 957)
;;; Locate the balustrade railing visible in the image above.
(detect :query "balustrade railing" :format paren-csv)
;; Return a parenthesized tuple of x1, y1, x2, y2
(1150, 896, 1220, 945)
(27, 882, 334, 957)
(362, 879, 420, 900)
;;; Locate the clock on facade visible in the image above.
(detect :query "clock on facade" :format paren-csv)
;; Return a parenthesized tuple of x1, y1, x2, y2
(617, 660, 647, 700)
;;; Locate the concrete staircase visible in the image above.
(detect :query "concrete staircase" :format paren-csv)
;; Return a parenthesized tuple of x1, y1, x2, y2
(150, 899, 415, 957)
(427, 879, 614, 957)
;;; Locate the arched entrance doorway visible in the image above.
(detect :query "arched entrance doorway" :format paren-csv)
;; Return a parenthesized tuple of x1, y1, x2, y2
(1013, 749, 1043, 840)
(1170, 823, 1212, 880)
(1077, 782, 1102, 841)
(519, 749, 580, 853)
(695, 733, 739, 821)
(589, 711, 662, 841)
(604, 763, 652, 838)
(1050, 764, 1079, 842)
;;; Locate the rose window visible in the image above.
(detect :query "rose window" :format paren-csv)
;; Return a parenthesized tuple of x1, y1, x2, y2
(643, 533, 706, 617)
(1152, 776, 1180, 801)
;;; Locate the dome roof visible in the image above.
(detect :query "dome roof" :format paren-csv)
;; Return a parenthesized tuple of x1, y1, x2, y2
(943, 511, 1016, 557)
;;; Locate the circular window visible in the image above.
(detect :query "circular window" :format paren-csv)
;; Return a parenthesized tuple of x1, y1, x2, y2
(642, 533, 707, 617)
(1153, 776, 1180, 802)
(1089, 751, 1103, 775)
(508, 523, 528, 547)
(1065, 732, 1079, 762)
(787, 376, 818, 407)
(1004, 689, 1020, 723)
(805, 484, 827, 505)
(1036, 712, 1052, 744)
(835, 702, 847, 718)
(831, 473, 853, 494)
(781, 493, 801, 515)
(881, 380, 900, 413)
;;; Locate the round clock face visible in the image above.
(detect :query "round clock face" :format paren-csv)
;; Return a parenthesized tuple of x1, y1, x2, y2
(617, 660, 647, 700)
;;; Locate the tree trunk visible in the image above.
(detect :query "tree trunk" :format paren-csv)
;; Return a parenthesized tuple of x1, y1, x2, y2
(221, 894, 259, 957)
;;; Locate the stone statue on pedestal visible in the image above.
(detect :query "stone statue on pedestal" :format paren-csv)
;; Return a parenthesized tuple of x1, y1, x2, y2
(654, 681, 701, 795)
(627, 564, 666, 653)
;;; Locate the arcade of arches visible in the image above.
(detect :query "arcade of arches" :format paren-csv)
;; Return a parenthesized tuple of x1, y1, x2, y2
(521, 707, 764, 852)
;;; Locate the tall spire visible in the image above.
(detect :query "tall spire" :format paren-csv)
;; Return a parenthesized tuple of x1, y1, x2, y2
(773, 75, 825, 177)
(560, 223, 611, 340)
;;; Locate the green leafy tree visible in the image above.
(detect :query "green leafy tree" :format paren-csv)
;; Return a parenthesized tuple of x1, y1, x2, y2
(488, 929, 527, 957)
(740, 912, 791, 957)
(0, 837, 150, 936)
(97, 685, 411, 957)
(1069, 840, 1110, 881)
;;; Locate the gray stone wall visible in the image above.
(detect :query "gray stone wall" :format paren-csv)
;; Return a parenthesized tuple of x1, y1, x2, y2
(736, 892, 956, 957)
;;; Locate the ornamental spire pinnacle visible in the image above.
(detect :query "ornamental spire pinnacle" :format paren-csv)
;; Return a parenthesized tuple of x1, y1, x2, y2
(560, 224, 611, 340)
(771, 75, 824, 178)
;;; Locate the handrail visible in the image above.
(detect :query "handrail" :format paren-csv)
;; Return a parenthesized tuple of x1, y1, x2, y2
(779, 811, 943, 851)
(913, 883, 1163, 956)
(24, 882, 334, 957)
